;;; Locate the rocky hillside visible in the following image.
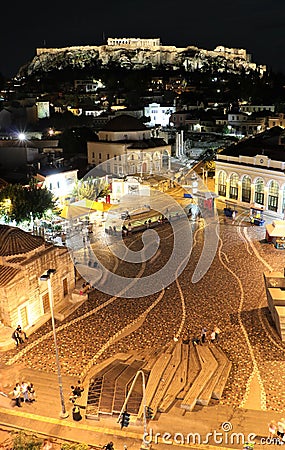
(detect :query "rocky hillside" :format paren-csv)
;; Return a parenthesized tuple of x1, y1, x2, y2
(19, 43, 266, 77)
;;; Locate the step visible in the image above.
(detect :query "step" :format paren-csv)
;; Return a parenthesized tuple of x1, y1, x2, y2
(159, 343, 189, 412)
(210, 346, 232, 400)
(178, 344, 201, 399)
(112, 360, 145, 413)
(180, 345, 217, 411)
(195, 346, 218, 406)
(98, 362, 128, 414)
(150, 342, 182, 416)
(137, 352, 172, 419)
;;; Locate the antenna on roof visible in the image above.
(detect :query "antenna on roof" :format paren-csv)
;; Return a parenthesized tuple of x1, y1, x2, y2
(102, 32, 106, 44)
(43, 39, 46, 47)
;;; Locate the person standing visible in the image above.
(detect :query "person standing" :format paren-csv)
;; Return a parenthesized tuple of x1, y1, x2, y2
(13, 383, 21, 407)
(268, 420, 277, 439)
(127, 222, 132, 235)
(277, 418, 285, 440)
(21, 381, 29, 402)
(28, 383, 36, 402)
(214, 326, 221, 343)
(12, 328, 21, 346)
(201, 327, 207, 344)
(210, 330, 216, 344)
(74, 380, 84, 397)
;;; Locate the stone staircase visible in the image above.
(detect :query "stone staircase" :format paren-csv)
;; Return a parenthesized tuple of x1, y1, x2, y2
(84, 342, 232, 420)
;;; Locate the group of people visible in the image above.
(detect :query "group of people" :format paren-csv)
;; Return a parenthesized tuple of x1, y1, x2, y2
(11, 325, 28, 347)
(192, 325, 221, 346)
(268, 417, 285, 442)
(12, 381, 36, 407)
(69, 380, 84, 404)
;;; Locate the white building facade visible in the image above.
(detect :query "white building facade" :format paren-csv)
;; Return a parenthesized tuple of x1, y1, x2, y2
(144, 103, 176, 127)
(87, 115, 171, 176)
(215, 153, 285, 217)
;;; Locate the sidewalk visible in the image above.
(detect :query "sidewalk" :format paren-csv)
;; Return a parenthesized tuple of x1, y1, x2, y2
(0, 361, 279, 450)
(0, 392, 278, 450)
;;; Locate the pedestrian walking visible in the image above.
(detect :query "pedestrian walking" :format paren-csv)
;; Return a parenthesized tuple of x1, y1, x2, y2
(127, 222, 132, 235)
(122, 225, 128, 237)
(13, 383, 21, 407)
(201, 327, 207, 344)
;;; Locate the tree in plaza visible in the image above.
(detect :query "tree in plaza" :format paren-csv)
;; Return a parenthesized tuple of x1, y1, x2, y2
(72, 177, 108, 201)
(0, 178, 55, 224)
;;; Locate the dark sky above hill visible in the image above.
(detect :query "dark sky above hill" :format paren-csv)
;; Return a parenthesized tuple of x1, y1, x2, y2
(1, 0, 285, 78)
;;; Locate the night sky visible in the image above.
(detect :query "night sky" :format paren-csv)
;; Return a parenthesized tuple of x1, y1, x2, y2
(1, 0, 285, 78)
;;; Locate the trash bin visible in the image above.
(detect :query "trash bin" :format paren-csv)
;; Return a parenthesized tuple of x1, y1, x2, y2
(72, 405, 82, 421)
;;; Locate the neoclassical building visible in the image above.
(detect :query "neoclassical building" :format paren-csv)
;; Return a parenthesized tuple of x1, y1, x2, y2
(215, 127, 285, 217)
(87, 115, 171, 176)
(0, 225, 75, 331)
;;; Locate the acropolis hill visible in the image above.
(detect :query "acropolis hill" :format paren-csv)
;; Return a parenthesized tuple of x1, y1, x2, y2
(21, 37, 266, 76)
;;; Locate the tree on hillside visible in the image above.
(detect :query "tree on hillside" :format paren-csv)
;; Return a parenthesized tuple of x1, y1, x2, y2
(0, 179, 55, 224)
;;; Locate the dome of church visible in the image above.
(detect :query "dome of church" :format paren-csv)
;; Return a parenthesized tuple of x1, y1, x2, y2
(0, 225, 44, 256)
(102, 114, 147, 132)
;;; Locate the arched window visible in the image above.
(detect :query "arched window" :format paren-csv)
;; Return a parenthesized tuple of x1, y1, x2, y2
(242, 175, 251, 203)
(268, 180, 279, 212)
(218, 171, 226, 196)
(254, 178, 264, 205)
(229, 173, 239, 200)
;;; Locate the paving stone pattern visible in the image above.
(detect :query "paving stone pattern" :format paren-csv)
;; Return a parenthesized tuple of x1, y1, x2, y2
(2, 214, 285, 413)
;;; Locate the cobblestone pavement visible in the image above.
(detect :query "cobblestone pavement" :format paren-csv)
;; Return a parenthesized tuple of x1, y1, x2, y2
(2, 206, 285, 414)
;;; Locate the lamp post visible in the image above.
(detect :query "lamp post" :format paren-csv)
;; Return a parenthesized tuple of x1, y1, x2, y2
(40, 269, 69, 418)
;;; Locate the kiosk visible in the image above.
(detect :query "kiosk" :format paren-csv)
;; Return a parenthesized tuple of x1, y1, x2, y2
(265, 220, 285, 249)
(249, 204, 265, 226)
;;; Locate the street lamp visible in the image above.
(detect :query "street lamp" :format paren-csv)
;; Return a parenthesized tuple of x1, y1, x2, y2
(40, 269, 69, 418)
